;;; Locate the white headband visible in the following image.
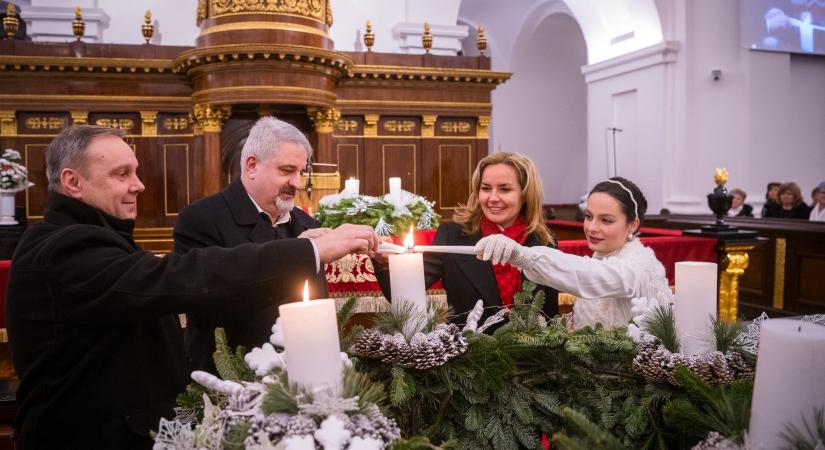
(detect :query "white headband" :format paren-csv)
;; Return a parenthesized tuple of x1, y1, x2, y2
(604, 179, 639, 221)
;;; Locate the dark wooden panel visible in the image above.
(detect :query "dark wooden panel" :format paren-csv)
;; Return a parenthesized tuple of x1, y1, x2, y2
(158, 113, 192, 135)
(381, 142, 418, 195)
(22, 142, 49, 219)
(379, 116, 419, 137)
(17, 112, 69, 135)
(163, 143, 191, 216)
(436, 143, 473, 211)
(335, 142, 361, 188)
(89, 112, 141, 135)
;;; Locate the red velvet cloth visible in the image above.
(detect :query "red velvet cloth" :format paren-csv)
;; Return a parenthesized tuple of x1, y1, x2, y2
(0, 260, 9, 328)
(480, 216, 529, 307)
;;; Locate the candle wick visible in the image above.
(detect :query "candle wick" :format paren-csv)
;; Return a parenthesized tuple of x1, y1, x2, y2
(798, 325, 802, 332)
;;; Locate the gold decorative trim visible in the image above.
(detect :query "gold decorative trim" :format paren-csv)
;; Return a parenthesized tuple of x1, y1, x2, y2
(24, 143, 47, 219)
(173, 43, 352, 74)
(438, 144, 472, 211)
(440, 120, 473, 134)
(772, 238, 786, 309)
(163, 144, 190, 216)
(200, 10, 327, 24)
(351, 64, 511, 84)
(421, 115, 437, 138)
(0, 93, 190, 103)
(336, 144, 359, 180)
(140, 111, 158, 137)
(382, 120, 416, 134)
(363, 114, 379, 137)
(0, 110, 16, 136)
(381, 144, 416, 193)
(193, 104, 231, 133)
(338, 99, 492, 109)
(93, 118, 135, 131)
(719, 249, 751, 322)
(0, 55, 174, 73)
(333, 134, 480, 141)
(477, 116, 491, 139)
(70, 111, 88, 126)
(207, 0, 326, 24)
(193, 85, 335, 101)
(199, 21, 328, 38)
(308, 107, 340, 134)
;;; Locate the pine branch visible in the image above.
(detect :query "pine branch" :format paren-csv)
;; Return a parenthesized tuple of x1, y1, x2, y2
(711, 316, 742, 353)
(642, 305, 680, 353)
(337, 296, 358, 330)
(779, 406, 825, 450)
(260, 372, 301, 415)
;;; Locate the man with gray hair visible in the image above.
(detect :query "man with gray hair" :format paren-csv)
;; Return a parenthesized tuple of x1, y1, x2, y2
(174, 116, 329, 373)
(7, 125, 378, 449)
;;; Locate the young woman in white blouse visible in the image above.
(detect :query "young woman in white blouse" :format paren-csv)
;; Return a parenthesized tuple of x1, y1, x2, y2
(475, 177, 673, 330)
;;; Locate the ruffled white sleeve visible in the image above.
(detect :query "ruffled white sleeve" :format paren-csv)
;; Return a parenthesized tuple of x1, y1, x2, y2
(517, 247, 638, 299)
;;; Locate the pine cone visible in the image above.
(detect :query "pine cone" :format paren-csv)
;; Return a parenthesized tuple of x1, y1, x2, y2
(286, 414, 317, 436)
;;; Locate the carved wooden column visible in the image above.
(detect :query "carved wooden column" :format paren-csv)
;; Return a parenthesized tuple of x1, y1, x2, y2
(477, 115, 490, 165)
(193, 103, 231, 195)
(0, 111, 16, 137)
(309, 106, 340, 170)
(70, 111, 88, 126)
(717, 239, 766, 322)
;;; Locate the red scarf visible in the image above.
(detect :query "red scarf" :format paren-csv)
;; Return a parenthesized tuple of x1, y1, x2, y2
(480, 216, 529, 307)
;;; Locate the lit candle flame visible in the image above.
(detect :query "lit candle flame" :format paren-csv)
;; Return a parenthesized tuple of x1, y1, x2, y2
(302, 280, 309, 303)
(403, 225, 414, 251)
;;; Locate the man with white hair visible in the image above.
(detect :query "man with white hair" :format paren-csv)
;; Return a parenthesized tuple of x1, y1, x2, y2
(174, 116, 330, 372)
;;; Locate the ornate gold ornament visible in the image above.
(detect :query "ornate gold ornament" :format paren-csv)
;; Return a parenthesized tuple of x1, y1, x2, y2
(477, 116, 491, 139)
(72, 7, 85, 42)
(773, 237, 786, 309)
(440, 121, 472, 134)
(70, 111, 88, 126)
(163, 117, 191, 131)
(207, 0, 327, 24)
(94, 118, 136, 131)
(364, 114, 379, 137)
(0, 111, 17, 136)
(476, 25, 487, 55)
(383, 120, 416, 133)
(140, 111, 158, 136)
(196, 0, 207, 26)
(142, 10, 154, 44)
(23, 116, 66, 130)
(421, 115, 437, 138)
(363, 20, 374, 51)
(714, 167, 729, 186)
(335, 119, 359, 133)
(309, 107, 341, 134)
(422, 22, 432, 54)
(192, 104, 231, 132)
(3, 2, 19, 39)
(719, 248, 752, 322)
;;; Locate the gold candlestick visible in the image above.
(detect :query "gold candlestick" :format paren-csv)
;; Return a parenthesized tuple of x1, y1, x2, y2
(422, 22, 432, 54)
(363, 20, 374, 52)
(72, 6, 85, 41)
(141, 10, 154, 44)
(477, 25, 487, 55)
(3, 2, 19, 39)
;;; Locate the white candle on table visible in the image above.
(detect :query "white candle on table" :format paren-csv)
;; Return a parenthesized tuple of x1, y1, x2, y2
(344, 177, 360, 195)
(388, 177, 402, 198)
(413, 245, 476, 255)
(674, 261, 717, 355)
(388, 227, 427, 312)
(749, 319, 825, 449)
(278, 281, 342, 394)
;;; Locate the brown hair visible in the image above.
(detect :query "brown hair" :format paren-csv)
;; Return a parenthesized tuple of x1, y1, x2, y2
(453, 152, 553, 246)
(46, 125, 129, 192)
(778, 182, 803, 207)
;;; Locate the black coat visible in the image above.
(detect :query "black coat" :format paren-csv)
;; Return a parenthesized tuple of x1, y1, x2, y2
(373, 222, 559, 324)
(733, 204, 754, 217)
(173, 179, 328, 372)
(6, 193, 317, 450)
(764, 202, 812, 219)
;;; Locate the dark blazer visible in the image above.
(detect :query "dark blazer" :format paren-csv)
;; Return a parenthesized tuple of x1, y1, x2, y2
(373, 222, 559, 324)
(733, 204, 754, 217)
(7, 193, 317, 450)
(173, 179, 328, 372)
(764, 202, 812, 219)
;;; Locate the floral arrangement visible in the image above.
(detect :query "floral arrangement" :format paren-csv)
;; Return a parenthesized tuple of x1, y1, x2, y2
(314, 191, 439, 236)
(0, 149, 34, 191)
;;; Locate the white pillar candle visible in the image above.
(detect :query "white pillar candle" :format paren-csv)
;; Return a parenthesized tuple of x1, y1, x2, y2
(674, 261, 717, 355)
(388, 227, 427, 312)
(749, 319, 825, 449)
(388, 177, 402, 197)
(344, 177, 360, 195)
(278, 281, 342, 394)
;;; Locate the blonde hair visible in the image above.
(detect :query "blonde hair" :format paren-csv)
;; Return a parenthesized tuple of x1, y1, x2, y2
(453, 152, 553, 246)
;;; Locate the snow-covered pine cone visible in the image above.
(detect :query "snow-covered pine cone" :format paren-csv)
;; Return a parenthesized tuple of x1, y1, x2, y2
(285, 414, 317, 437)
(245, 413, 291, 446)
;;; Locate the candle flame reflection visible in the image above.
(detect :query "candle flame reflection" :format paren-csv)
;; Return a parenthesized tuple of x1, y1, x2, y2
(403, 225, 414, 251)
(302, 280, 309, 303)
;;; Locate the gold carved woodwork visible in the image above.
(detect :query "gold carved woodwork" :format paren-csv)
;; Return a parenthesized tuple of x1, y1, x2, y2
(309, 107, 341, 134)
(477, 25, 487, 55)
(440, 120, 472, 134)
(22, 116, 66, 131)
(72, 7, 85, 42)
(335, 119, 359, 133)
(70, 111, 89, 126)
(382, 120, 416, 133)
(207, 0, 329, 24)
(94, 118, 136, 131)
(142, 10, 154, 44)
(477, 116, 490, 139)
(363, 20, 375, 51)
(773, 237, 786, 309)
(140, 111, 158, 136)
(197, 0, 207, 25)
(421, 115, 437, 138)
(718, 246, 753, 322)
(163, 117, 191, 131)
(350, 65, 511, 85)
(193, 104, 231, 133)
(0, 111, 17, 136)
(4, 2, 19, 39)
(422, 23, 432, 54)
(364, 114, 379, 137)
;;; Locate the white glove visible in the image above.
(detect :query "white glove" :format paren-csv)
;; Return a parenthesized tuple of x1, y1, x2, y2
(475, 234, 528, 267)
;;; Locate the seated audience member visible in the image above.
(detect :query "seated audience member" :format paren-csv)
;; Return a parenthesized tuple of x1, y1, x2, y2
(6, 126, 379, 450)
(761, 181, 781, 217)
(728, 188, 753, 217)
(810, 182, 825, 222)
(373, 152, 559, 323)
(174, 117, 329, 373)
(764, 182, 811, 219)
(475, 177, 672, 330)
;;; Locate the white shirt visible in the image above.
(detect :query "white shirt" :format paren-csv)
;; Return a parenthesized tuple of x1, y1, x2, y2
(247, 194, 320, 273)
(810, 204, 825, 222)
(518, 239, 673, 329)
(728, 205, 743, 216)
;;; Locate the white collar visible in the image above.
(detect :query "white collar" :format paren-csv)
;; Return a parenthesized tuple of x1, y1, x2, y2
(247, 193, 291, 227)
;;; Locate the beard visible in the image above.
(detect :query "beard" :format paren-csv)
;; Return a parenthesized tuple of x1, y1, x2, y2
(275, 185, 296, 215)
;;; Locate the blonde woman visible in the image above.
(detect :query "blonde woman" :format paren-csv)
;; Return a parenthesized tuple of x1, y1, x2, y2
(373, 152, 559, 321)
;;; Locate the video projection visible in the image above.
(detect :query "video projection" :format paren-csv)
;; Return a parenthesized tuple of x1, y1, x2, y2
(742, 0, 825, 55)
